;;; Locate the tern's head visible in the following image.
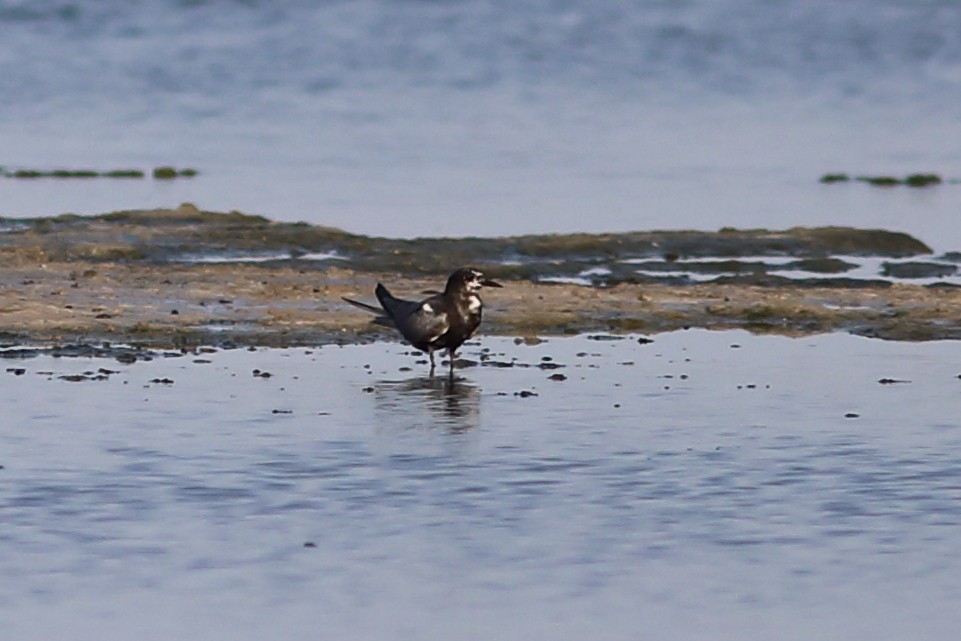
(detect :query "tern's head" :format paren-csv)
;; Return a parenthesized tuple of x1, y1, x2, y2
(446, 267, 503, 294)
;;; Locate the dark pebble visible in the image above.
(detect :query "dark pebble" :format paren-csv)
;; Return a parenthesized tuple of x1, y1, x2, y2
(116, 353, 137, 364)
(537, 362, 564, 370)
(362, 386, 374, 393)
(637, 337, 654, 344)
(6, 368, 25, 375)
(845, 412, 860, 419)
(272, 409, 293, 414)
(515, 390, 538, 398)
(58, 374, 108, 382)
(878, 378, 910, 385)
(149, 378, 174, 385)
(303, 542, 317, 548)
(548, 373, 567, 381)
(252, 369, 272, 378)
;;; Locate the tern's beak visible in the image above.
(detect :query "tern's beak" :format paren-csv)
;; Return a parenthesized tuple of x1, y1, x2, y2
(482, 279, 503, 288)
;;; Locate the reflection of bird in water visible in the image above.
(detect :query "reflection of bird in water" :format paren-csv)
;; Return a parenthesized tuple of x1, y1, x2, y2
(342, 267, 502, 375)
(373, 375, 480, 431)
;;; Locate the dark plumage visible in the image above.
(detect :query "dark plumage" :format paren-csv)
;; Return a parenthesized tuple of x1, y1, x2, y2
(343, 267, 502, 373)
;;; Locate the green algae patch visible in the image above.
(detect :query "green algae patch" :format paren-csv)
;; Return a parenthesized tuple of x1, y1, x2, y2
(787, 227, 930, 256)
(49, 169, 99, 178)
(822, 173, 946, 188)
(2, 167, 196, 180)
(99, 204, 269, 226)
(788, 257, 858, 273)
(152, 166, 198, 179)
(820, 173, 850, 184)
(904, 173, 942, 187)
(881, 261, 957, 279)
(152, 166, 178, 179)
(858, 176, 901, 187)
(102, 169, 146, 178)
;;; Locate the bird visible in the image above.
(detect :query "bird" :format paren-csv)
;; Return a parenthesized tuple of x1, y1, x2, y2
(342, 267, 502, 374)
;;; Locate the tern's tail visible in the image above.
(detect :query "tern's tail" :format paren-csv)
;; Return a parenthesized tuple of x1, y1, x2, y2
(341, 296, 382, 314)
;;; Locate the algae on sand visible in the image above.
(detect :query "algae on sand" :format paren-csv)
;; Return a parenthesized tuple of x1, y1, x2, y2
(0, 207, 958, 346)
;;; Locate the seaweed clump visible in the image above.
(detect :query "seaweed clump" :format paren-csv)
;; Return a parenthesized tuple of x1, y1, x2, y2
(904, 173, 942, 187)
(819, 173, 850, 184)
(820, 173, 946, 187)
(153, 166, 198, 180)
(2, 166, 196, 180)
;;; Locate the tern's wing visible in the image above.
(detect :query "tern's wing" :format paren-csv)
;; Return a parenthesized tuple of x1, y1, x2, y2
(396, 301, 450, 347)
(374, 284, 423, 321)
(376, 287, 450, 347)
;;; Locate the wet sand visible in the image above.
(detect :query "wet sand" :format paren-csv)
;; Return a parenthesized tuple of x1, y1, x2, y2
(2, 205, 960, 347)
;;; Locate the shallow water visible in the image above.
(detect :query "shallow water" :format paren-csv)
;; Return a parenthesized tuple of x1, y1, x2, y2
(2, 331, 961, 640)
(4, 1, 961, 250)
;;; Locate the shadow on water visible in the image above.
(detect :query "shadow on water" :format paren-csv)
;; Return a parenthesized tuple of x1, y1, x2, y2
(372, 374, 480, 432)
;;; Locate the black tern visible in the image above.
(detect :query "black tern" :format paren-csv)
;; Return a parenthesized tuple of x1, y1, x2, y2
(343, 267, 502, 374)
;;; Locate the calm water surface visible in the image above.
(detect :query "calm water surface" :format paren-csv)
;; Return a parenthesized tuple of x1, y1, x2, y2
(2, 330, 961, 640)
(4, 1, 961, 248)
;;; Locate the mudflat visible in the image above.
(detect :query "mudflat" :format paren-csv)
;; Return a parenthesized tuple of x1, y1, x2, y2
(1, 205, 959, 347)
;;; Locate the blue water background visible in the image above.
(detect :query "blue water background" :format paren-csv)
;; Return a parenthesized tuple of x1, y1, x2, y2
(2, 0, 961, 246)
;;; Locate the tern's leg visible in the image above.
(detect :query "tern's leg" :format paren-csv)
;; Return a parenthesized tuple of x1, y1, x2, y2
(428, 349, 436, 375)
